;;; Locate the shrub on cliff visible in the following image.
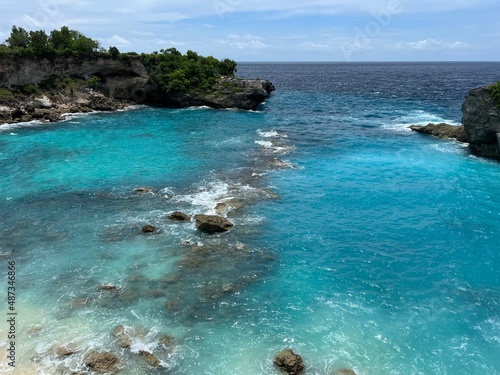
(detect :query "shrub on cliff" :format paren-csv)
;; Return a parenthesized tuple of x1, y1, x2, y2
(140, 48, 237, 94)
(488, 81, 500, 107)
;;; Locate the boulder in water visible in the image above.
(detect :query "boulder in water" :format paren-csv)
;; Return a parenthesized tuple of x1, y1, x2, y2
(84, 351, 120, 373)
(274, 348, 305, 375)
(194, 214, 234, 233)
(141, 224, 159, 233)
(168, 211, 191, 221)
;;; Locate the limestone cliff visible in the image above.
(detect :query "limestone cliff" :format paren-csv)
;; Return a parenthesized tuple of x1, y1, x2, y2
(462, 86, 500, 160)
(0, 55, 275, 125)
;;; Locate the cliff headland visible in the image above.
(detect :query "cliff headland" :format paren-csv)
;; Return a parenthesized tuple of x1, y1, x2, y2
(410, 81, 500, 161)
(0, 26, 275, 125)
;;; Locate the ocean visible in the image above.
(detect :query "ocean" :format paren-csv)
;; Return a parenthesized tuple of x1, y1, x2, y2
(0, 62, 499, 374)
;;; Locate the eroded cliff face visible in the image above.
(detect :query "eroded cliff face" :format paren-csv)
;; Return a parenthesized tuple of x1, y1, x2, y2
(462, 87, 500, 160)
(0, 55, 275, 125)
(0, 55, 149, 102)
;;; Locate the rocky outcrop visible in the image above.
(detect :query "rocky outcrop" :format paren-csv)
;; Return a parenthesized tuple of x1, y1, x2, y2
(194, 214, 234, 233)
(462, 86, 500, 159)
(409, 123, 467, 142)
(84, 351, 120, 373)
(274, 349, 305, 375)
(0, 55, 275, 126)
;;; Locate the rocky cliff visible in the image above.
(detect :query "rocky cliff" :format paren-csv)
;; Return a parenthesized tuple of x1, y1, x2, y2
(0, 55, 275, 125)
(462, 86, 500, 160)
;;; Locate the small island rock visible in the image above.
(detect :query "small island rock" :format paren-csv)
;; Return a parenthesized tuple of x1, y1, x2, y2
(194, 214, 234, 233)
(274, 348, 305, 375)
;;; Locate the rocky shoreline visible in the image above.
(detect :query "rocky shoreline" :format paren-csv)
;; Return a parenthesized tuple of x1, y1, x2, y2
(0, 55, 275, 126)
(409, 84, 500, 161)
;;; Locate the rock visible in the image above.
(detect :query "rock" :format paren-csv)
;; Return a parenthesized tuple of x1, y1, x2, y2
(409, 123, 467, 142)
(214, 203, 230, 215)
(84, 351, 120, 374)
(194, 214, 234, 233)
(55, 345, 79, 357)
(462, 85, 500, 159)
(333, 369, 357, 375)
(112, 325, 132, 348)
(274, 349, 305, 375)
(133, 187, 155, 194)
(138, 350, 161, 367)
(159, 335, 177, 348)
(33, 95, 53, 109)
(168, 211, 191, 221)
(141, 224, 159, 233)
(98, 284, 118, 291)
(11, 108, 24, 119)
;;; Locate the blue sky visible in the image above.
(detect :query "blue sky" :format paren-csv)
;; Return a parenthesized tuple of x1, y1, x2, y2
(1, 0, 499, 61)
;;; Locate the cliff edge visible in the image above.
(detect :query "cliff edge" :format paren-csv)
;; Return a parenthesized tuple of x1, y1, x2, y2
(462, 86, 500, 160)
(0, 55, 275, 125)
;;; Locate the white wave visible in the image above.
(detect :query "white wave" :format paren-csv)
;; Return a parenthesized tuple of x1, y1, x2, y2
(255, 140, 273, 148)
(173, 181, 231, 214)
(257, 129, 288, 138)
(382, 110, 461, 133)
(0, 119, 44, 132)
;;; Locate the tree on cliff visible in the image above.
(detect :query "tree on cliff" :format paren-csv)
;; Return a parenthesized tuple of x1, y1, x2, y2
(6, 26, 29, 48)
(1, 25, 100, 57)
(141, 47, 238, 94)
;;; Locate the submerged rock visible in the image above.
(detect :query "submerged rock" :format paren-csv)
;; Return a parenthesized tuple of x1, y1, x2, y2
(84, 351, 120, 374)
(194, 214, 234, 233)
(274, 349, 305, 375)
(98, 284, 118, 291)
(112, 325, 132, 348)
(138, 350, 161, 367)
(168, 211, 191, 221)
(133, 187, 155, 194)
(333, 369, 357, 375)
(141, 224, 159, 233)
(409, 122, 467, 142)
(462, 86, 500, 159)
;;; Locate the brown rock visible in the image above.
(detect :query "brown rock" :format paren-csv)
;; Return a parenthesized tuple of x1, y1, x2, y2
(84, 351, 120, 373)
(133, 187, 155, 194)
(141, 224, 159, 233)
(274, 349, 305, 375)
(138, 350, 161, 367)
(409, 122, 467, 142)
(55, 345, 79, 357)
(167, 211, 191, 221)
(98, 284, 118, 291)
(194, 214, 234, 233)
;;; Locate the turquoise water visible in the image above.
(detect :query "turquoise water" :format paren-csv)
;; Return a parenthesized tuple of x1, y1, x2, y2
(0, 63, 499, 374)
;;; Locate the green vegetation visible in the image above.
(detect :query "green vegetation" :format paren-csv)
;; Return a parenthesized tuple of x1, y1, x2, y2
(0, 88, 14, 102)
(140, 48, 237, 94)
(488, 81, 500, 107)
(0, 25, 105, 57)
(0, 25, 238, 98)
(86, 75, 101, 89)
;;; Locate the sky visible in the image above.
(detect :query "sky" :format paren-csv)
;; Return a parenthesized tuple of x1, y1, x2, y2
(1, 0, 499, 61)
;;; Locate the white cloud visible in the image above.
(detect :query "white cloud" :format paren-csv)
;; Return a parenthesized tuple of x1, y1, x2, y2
(219, 34, 267, 50)
(107, 35, 130, 47)
(396, 38, 468, 50)
(153, 39, 185, 46)
(300, 42, 330, 50)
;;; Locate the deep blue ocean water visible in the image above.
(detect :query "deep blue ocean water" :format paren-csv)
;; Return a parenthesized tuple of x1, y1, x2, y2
(0, 62, 499, 374)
